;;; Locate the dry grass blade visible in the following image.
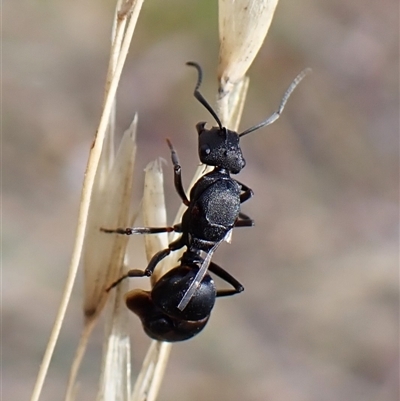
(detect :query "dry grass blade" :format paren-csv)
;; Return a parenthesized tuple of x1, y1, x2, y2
(218, 0, 280, 93)
(130, 160, 172, 401)
(94, 146, 143, 401)
(83, 116, 138, 320)
(217, 76, 250, 129)
(131, 341, 171, 401)
(218, 0, 281, 126)
(141, 160, 170, 284)
(30, 1, 144, 400)
(96, 268, 132, 401)
(217, 0, 285, 129)
(65, 116, 138, 400)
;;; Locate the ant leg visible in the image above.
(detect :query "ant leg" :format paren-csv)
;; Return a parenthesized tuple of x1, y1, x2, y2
(144, 236, 185, 275)
(106, 268, 147, 291)
(238, 211, 251, 220)
(166, 139, 190, 206)
(106, 236, 186, 291)
(240, 189, 253, 203)
(235, 179, 254, 204)
(100, 223, 182, 235)
(234, 180, 255, 225)
(234, 213, 254, 227)
(208, 261, 244, 297)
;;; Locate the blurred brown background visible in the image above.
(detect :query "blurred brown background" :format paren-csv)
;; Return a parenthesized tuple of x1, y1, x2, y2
(3, 0, 399, 400)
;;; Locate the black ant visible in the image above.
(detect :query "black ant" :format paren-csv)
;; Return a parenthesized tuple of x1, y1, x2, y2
(102, 62, 309, 341)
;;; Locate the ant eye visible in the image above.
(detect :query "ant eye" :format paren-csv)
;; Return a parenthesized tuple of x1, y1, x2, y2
(200, 144, 211, 157)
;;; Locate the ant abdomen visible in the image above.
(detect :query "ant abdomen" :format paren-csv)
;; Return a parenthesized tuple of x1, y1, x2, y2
(124, 274, 213, 342)
(151, 266, 216, 321)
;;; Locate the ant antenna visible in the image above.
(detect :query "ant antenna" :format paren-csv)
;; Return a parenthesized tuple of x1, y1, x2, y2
(239, 68, 311, 137)
(187, 62, 223, 129)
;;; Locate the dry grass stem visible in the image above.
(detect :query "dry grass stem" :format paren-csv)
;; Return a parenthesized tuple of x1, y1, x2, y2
(96, 275, 132, 401)
(66, 116, 138, 400)
(131, 341, 172, 401)
(83, 116, 138, 319)
(141, 160, 170, 284)
(64, 318, 97, 401)
(129, 160, 172, 401)
(218, 0, 281, 126)
(30, 1, 144, 400)
(217, 76, 250, 129)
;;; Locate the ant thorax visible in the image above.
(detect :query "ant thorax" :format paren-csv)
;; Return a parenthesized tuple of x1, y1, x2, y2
(183, 170, 241, 247)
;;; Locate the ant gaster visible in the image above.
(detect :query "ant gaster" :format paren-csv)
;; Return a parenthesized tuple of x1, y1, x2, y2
(120, 252, 243, 342)
(102, 62, 309, 341)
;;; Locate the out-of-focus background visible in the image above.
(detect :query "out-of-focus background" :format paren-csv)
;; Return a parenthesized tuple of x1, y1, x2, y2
(4, 0, 399, 400)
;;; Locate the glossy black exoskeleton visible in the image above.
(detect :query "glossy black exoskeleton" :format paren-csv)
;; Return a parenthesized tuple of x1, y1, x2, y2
(102, 62, 309, 340)
(120, 251, 243, 342)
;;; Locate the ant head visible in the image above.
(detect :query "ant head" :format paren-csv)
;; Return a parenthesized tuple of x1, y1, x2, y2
(186, 62, 246, 173)
(125, 288, 209, 342)
(187, 62, 310, 170)
(196, 122, 246, 174)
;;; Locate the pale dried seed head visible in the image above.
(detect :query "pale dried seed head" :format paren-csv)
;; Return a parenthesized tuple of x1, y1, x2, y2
(218, 0, 280, 94)
(217, 75, 249, 129)
(141, 159, 170, 285)
(83, 116, 137, 319)
(96, 273, 131, 401)
(65, 117, 138, 401)
(131, 341, 172, 401)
